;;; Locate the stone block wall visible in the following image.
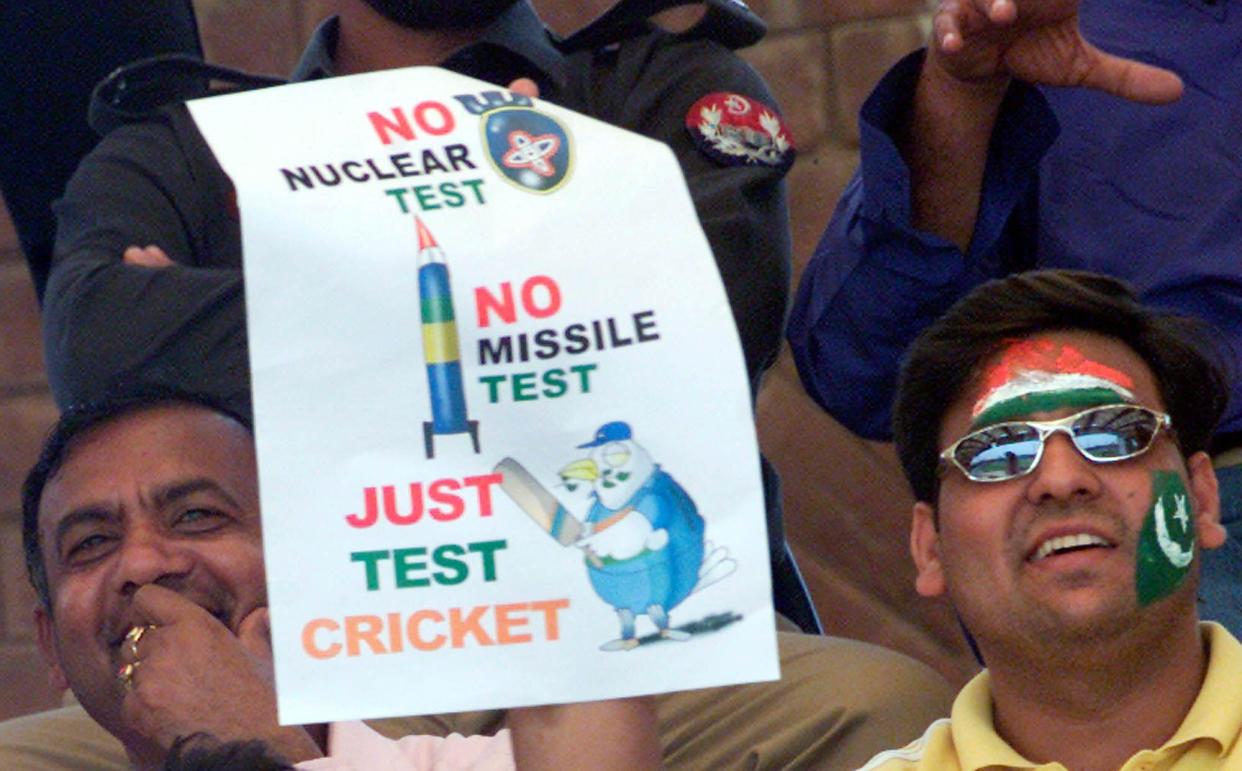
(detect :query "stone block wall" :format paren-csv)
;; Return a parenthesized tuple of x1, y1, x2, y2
(0, 0, 974, 723)
(0, 194, 60, 719)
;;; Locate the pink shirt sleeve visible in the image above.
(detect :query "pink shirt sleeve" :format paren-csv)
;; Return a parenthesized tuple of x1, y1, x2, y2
(297, 720, 515, 771)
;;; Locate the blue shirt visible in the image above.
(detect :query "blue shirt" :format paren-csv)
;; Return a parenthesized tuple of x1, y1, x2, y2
(787, 0, 1242, 441)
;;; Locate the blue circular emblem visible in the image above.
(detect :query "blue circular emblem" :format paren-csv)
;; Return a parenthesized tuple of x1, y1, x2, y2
(482, 107, 573, 194)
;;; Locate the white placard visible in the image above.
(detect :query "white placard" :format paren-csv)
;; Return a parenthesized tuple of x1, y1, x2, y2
(188, 67, 777, 725)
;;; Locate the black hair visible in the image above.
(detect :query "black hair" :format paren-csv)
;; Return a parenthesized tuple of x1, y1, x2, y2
(164, 734, 294, 771)
(22, 385, 251, 609)
(893, 270, 1230, 505)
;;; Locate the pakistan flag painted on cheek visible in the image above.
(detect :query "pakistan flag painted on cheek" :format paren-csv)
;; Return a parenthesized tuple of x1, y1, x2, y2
(971, 338, 1136, 428)
(1135, 471, 1196, 606)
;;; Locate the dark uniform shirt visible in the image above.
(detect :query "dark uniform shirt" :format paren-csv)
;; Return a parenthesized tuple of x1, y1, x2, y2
(46, 0, 804, 622)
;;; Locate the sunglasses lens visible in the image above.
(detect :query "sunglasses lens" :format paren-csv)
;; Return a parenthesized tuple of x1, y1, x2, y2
(949, 405, 1166, 482)
(954, 423, 1043, 481)
(1071, 405, 1160, 460)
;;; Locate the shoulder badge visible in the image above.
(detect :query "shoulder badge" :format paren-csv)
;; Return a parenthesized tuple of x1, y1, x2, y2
(685, 92, 795, 171)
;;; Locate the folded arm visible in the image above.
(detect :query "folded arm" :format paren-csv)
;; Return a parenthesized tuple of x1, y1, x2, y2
(44, 110, 251, 413)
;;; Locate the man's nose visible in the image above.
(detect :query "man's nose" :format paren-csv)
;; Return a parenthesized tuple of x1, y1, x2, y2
(1025, 431, 1102, 505)
(112, 526, 194, 596)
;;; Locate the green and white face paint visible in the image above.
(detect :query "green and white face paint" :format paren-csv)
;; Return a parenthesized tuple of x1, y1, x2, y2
(1135, 471, 1196, 606)
(972, 338, 1136, 428)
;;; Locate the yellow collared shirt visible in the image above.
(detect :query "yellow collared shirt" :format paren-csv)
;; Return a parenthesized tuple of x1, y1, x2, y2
(859, 624, 1242, 770)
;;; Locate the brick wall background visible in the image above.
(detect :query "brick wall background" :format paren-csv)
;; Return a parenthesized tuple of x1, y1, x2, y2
(0, 0, 975, 723)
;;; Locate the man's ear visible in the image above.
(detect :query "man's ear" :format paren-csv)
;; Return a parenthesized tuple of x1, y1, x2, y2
(911, 501, 946, 597)
(34, 605, 70, 692)
(1186, 451, 1225, 550)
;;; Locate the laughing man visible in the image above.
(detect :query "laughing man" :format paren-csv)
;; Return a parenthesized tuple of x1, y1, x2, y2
(7, 387, 954, 770)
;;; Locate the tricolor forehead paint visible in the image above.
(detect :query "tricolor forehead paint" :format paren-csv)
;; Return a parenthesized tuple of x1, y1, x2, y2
(1136, 471, 1196, 606)
(971, 338, 1136, 428)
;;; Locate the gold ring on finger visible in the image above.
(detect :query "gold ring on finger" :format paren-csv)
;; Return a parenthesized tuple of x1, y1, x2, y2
(124, 624, 155, 661)
(117, 661, 140, 691)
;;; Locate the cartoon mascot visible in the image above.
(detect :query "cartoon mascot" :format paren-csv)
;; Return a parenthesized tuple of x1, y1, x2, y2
(559, 422, 706, 650)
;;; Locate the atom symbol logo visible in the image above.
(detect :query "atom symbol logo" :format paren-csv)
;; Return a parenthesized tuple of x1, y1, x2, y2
(502, 130, 562, 178)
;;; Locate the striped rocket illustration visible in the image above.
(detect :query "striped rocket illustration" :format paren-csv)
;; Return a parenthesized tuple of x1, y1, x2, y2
(415, 217, 480, 458)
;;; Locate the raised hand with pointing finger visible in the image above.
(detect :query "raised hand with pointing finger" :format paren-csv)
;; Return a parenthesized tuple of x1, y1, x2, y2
(927, 0, 1182, 103)
(906, 0, 1186, 251)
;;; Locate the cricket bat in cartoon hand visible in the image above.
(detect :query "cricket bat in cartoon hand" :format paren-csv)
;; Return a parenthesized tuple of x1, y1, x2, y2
(495, 457, 603, 567)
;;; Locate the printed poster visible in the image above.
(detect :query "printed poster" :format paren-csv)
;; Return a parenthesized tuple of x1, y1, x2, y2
(187, 67, 778, 725)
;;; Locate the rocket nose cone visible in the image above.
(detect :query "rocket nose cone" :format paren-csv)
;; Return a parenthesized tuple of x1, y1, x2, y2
(415, 216, 439, 251)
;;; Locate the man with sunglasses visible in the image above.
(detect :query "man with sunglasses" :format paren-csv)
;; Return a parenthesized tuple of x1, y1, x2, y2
(787, 0, 1242, 637)
(861, 269, 1241, 769)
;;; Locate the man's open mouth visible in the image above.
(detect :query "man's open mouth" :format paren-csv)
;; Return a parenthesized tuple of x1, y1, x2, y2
(1029, 533, 1115, 563)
